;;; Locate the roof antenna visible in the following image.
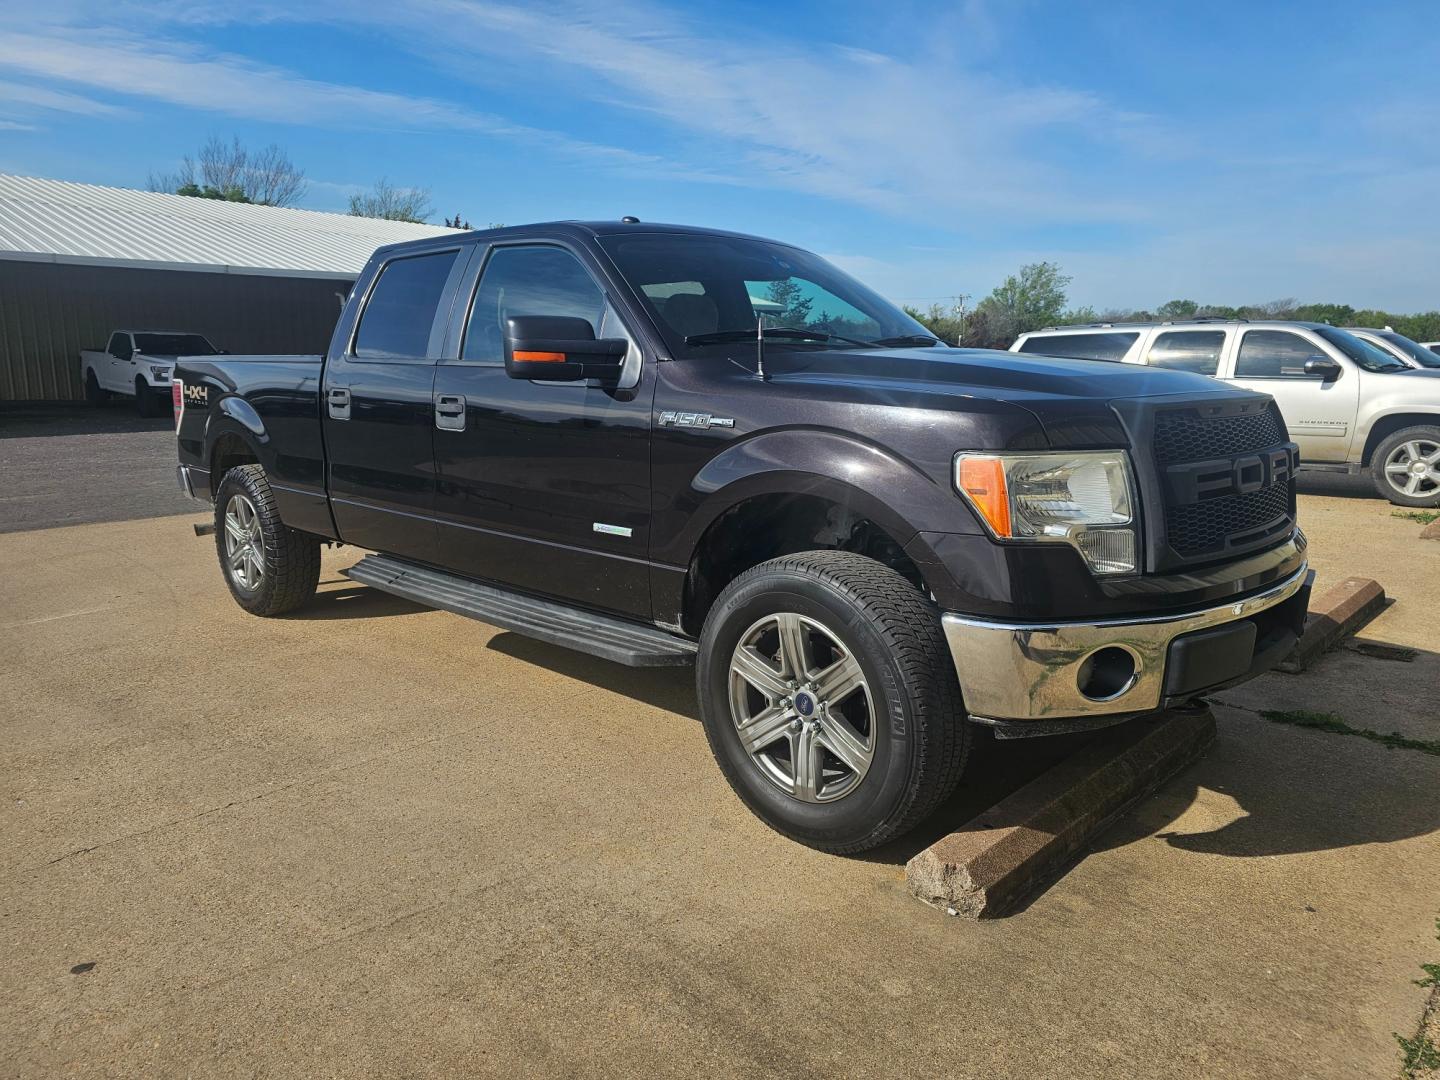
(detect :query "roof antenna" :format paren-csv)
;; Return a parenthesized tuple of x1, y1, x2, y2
(754, 316, 768, 381)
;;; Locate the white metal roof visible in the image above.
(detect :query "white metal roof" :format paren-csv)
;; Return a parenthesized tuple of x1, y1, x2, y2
(0, 174, 458, 280)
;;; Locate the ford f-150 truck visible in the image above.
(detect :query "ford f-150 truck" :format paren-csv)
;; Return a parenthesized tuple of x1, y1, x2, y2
(82, 330, 219, 415)
(175, 221, 1312, 853)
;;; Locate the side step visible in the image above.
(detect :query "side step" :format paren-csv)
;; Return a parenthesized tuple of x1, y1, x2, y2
(342, 554, 698, 668)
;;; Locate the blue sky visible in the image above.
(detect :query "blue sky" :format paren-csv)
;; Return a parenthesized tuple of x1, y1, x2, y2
(1, 0, 1436, 311)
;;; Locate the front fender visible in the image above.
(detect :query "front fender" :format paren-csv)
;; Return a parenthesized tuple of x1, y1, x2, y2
(667, 428, 981, 563)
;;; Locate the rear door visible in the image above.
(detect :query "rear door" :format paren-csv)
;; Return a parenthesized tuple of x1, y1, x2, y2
(430, 241, 655, 619)
(322, 246, 468, 560)
(1221, 328, 1359, 462)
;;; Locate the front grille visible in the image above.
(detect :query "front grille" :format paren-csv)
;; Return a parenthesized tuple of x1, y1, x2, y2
(1154, 407, 1286, 465)
(1165, 482, 1292, 557)
(1153, 404, 1295, 561)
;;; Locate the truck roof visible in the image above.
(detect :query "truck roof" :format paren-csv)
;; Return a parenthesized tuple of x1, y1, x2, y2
(368, 219, 792, 260)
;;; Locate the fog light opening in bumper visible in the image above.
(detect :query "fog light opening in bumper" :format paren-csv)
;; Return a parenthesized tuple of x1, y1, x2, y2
(1077, 646, 1139, 701)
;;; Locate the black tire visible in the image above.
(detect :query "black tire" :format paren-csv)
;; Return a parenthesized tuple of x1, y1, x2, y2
(84, 369, 109, 405)
(1370, 425, 1440, 508)
(135, 378, 162, 417)
(213, 464, 322, 616)
(696, 550, 969, 854)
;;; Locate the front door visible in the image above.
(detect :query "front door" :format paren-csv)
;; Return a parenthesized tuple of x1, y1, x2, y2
(431, 242, 655, 620)
(105, 332, 133, 392)
(1223, 329, 1359, 462)
(322, 246, 467, 561)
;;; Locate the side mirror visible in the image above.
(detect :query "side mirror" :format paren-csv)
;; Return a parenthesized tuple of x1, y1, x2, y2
(1304, 356, 1342, 381)
(504, 316, 627, 382)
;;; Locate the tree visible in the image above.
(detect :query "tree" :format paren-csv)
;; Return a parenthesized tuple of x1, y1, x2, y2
(149, 135, 306, 207)
(971, 261, 1072, 346)
(764, 278, 813, 327)
(1156, 299, 1199, 320)
(444, 213, 472, 230)
(348, 179, 434, 224)
(903, 297, 969, 344)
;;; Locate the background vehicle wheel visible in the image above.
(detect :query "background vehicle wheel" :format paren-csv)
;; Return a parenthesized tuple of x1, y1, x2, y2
(84, 370, 110, 406)
(696, 550, 969, 854)
(1371, 426, 1440, 507)
(134, 378, 162, 417)
(213, 464, 322, 616)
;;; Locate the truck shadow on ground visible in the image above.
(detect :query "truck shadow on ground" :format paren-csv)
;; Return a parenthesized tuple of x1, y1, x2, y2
(482, 631, 1440, 869)
(289, 579, 429, 620)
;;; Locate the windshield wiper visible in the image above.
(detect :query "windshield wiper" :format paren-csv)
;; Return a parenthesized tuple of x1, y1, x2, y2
(684, 327, 876, 348)
(869, 334, 944, 348)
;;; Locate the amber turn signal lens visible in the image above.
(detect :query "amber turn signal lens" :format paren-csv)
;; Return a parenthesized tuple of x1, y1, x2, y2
(957, 456, 1012, 537)
(513, 350, 567, 362)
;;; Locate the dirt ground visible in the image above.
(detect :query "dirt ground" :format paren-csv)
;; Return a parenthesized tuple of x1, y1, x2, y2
(1, 462, 1437, 1078)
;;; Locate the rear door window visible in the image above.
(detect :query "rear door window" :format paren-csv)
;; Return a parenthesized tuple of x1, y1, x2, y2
(107, 332, 132, 359)
(1018, 332, 1139, 362)
(1235, 330, 1326, 378)
(1144, 330, 1225, 375)
(354, 250, 461, 360)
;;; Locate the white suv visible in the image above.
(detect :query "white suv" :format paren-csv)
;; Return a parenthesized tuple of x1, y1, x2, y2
(1011, 320, 1440, 508)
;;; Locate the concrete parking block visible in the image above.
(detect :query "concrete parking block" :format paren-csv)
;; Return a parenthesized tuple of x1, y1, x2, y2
(1278, 575, 1386, 673)
(905, 706, 1216, 918)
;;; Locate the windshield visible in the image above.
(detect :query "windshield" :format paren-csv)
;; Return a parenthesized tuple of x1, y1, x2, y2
(134, 333, 217, 356)
(597, 233, 934, 355)
(1313, 327, 1408, 373)
(1374, 330, 1440, 369)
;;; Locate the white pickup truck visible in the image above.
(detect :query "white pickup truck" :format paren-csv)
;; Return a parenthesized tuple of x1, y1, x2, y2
(80, 330, 221, 416)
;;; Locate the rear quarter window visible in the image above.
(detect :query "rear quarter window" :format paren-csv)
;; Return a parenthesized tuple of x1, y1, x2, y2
(1018, 332, 1139, 362)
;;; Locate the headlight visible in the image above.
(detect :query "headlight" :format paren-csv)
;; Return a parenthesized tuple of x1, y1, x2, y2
(149, 366, 170, 380)
(954, 451, 1138, 575)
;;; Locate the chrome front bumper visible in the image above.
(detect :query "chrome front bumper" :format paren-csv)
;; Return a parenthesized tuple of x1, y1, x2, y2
(941, 564, 1312, 723)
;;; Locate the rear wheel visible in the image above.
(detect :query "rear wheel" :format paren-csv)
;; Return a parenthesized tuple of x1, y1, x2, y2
(84, 369, 109, 405)
(1371, 426, 1440, 507)
(213, 464, 322, 616)
(696, 550, 969, 854)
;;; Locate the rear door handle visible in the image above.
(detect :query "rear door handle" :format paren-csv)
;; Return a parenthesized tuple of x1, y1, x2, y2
(435, 394, 465, 431)
(328, 387, 351, 420)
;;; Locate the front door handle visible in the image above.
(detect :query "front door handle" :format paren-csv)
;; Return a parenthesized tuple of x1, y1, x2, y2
(435, 394, 465, 432)
(328, 387, 351, 420)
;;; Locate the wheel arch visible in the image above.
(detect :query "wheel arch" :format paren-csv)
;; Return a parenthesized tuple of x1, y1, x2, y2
(673, 431, 968, 635)
(1360, 410, 1440, 465)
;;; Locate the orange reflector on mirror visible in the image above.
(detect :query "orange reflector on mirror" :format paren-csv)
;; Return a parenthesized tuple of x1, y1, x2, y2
(957, 456, 1012, 537)
(514, 351, 567, 362)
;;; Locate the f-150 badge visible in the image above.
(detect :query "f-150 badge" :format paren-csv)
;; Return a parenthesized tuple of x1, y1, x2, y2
(659, 411, 734, 429)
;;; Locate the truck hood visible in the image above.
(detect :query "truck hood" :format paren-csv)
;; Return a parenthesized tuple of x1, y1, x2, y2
(759, 346, 1259, 448)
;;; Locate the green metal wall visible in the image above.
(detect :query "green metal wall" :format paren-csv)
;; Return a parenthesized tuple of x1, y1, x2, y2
(0, 261, 353, 401)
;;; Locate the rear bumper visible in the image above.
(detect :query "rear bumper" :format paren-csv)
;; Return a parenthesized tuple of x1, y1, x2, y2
(941, 564, 1312, 725)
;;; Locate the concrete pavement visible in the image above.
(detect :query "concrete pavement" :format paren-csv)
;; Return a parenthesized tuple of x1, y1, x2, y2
(2, 491, 1438, 1077)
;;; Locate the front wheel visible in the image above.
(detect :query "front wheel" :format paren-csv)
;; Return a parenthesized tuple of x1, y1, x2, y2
(1371, 426, 1440, 507)
(213, 464, 321, 616)
(696, 550, 969, 854)
(135, 378, 163, 417)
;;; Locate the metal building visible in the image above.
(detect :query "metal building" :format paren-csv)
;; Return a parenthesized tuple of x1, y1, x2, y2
(0, 175, 455, 402)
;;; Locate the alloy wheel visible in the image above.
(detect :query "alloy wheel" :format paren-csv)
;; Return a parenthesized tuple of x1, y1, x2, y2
(1383, 438, 1440, 498)
(223, 494, 265, 590)
(727, 612, 875, 803)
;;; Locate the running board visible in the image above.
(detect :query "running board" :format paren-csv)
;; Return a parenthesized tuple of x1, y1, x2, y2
(342, 554, 697, 668)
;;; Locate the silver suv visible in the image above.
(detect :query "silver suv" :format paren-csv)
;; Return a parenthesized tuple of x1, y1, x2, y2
(1345, 327, 1440, 370)
(1011, 320, 1440, 507)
